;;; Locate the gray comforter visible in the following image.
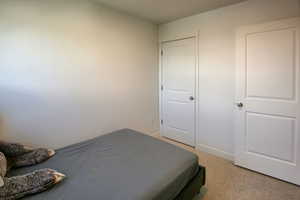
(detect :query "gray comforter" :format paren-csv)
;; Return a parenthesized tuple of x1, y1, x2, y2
(9, 129, 199, 200)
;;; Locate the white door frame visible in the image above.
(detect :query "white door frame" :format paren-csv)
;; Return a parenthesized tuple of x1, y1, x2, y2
(159, 33, 199, 147)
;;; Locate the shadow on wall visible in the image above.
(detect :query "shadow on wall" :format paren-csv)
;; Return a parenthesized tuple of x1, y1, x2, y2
(0, 0, 159, 148)
(0, 84, 138, 148)
(0, 86, 59, 146)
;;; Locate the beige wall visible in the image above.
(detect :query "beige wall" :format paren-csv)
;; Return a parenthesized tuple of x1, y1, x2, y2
(159, 0, 300, 159)
(0, 0, 159, 148)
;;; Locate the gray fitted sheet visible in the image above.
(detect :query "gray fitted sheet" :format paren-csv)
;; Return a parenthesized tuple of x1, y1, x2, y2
(10, 129, 199, 200)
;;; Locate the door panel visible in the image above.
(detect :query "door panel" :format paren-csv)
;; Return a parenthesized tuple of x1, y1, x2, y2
(246, 29, 296, 100)
(246, 112, 296, 162)
(161, 38, 196, 146)
(235, 18, 300, 185)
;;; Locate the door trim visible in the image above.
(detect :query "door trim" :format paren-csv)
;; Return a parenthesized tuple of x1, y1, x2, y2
(159, 34, 199, 147)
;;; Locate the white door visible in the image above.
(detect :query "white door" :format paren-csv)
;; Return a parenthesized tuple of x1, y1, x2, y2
(235, 18, 300, 185)
(161, 37, 196, 146)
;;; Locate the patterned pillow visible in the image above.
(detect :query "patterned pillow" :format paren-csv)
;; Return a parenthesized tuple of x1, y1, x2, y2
(0, 168, 65, 200)
(10, 148, 55, 168)
(0, 142, 33, 157)
(0, 141, 66, 199)
(0, 141, 55, 169)
(0, 152, 7, 187)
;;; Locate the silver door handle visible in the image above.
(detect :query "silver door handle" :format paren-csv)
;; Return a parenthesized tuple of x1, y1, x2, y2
(236, 102, 243, 108)
(189, 96, 194, 101)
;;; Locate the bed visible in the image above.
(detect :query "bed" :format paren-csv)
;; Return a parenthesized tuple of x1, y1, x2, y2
(9, 129, 206, 200)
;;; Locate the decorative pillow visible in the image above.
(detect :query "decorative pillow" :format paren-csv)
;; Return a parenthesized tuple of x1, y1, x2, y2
(0, 141, 55, 169)
(0, 141, 65, 199)
(0, 152, 7, 187)
(0, 141, 33, 157)
(0, 168, 65, 200)
(10, 148, 55, 168)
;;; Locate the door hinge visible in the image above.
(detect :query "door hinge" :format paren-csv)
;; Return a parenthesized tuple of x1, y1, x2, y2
(160, 120, 163, 125)
(161, 50, 163, 56)
(161, 85, 164, 91)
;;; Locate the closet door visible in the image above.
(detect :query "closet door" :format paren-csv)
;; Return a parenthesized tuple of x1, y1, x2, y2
(235, 18, 300, 185)
(161, 37, 196, 146)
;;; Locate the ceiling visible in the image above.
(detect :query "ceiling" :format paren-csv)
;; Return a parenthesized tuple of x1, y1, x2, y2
(94, 0, 247, 24)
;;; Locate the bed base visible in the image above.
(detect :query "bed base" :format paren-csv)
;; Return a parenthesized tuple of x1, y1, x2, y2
(174, 165, 206, 200)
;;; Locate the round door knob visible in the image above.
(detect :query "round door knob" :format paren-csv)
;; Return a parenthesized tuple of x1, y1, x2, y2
(189, 96, 195, 101)
(236, 102, 243, 108)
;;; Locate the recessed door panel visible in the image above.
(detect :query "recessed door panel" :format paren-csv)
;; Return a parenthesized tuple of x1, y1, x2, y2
(246, 112, 296, 163)
(246, 29, 296, 100)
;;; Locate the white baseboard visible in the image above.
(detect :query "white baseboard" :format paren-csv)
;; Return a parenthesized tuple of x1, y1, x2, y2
(149, 130, 160, 136)
(196, 143, 234, 161)
(153, 130, 234, 161)
(145, 129, 160, 136)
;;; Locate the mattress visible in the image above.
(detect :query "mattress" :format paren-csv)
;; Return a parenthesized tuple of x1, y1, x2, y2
(9, 129, 199, 200)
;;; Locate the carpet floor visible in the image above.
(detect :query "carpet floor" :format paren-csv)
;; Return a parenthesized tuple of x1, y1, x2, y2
(153, 134, 300, 200)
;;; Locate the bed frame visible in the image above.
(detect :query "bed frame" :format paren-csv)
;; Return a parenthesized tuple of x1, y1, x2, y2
(174, 165, 206, 200)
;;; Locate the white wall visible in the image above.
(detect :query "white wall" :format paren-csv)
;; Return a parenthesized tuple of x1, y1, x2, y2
(159, 0, 300, 159)
(0, 0, 159, 148)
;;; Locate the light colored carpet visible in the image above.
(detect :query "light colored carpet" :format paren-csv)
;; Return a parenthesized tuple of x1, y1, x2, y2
(153, 134, 300, 200)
